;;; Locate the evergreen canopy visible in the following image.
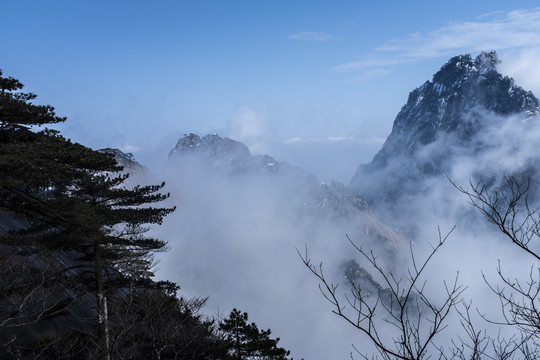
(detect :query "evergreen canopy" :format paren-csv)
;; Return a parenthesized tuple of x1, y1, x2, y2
(220, 309, 292, 360)
(0, 69, 176, 359)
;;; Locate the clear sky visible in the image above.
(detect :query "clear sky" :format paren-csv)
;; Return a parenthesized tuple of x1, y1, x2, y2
(3, 0, 540, 182)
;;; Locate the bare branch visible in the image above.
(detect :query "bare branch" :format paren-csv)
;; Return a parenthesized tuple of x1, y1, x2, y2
(299, 226, 467, 360)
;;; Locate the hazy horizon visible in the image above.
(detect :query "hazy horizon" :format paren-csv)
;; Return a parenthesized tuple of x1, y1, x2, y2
(5, 2, 540, 183)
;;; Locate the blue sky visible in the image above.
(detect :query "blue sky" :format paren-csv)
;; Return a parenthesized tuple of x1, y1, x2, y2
(3, 1, 540, 182)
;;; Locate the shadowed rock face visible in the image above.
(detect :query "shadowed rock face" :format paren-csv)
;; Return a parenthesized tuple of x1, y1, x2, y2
(349, 51, 540, 205)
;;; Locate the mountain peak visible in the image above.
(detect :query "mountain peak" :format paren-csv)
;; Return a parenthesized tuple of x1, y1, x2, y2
(476, 50, 499, 69)
(349, 52, 539, 205)
(169, 132, 292, 176)
(98, 148, 147, 173)
(432, 51, 499, 88)
(169, 133, 251, 160)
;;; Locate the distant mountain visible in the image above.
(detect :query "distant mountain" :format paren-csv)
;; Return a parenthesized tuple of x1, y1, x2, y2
(169, 133, 313, 178)
(99, 148, 147, 174)
(349, 51, 540, 206)
(168, 133, 407, 261)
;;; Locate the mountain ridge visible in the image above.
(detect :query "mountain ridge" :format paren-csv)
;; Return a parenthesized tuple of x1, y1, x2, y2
(166, 132, 407, 259)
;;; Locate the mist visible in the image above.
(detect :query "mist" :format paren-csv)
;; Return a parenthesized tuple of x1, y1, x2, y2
(98, 48, 540, 359)
(148, 152, 378, 359)
(121, 102, 540, 360)
(353, 107, 540, 356)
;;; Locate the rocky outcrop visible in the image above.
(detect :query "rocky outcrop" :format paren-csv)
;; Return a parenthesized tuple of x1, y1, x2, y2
(99, 148, 147, 174)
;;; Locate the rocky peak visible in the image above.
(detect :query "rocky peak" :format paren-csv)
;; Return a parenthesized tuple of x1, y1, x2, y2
(349, 51, 540, 205)
(169, 133, 251, 162)
(398, 51, 537, 136)
(432, 51, 499, 87)
(476, 50, 499, 69)
(169, 133, 320, 184)
(98, 148, 147, 174)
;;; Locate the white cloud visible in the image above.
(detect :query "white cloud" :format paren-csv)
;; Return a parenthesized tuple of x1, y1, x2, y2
(288, 31, 339, 42)
(119, 144, 140, 153)
(334, 57, 406, 71)
(327, 136, 353, 141)
(497, 48, 540, 98)
(282, 137, 304, 144)
(228, 107, 269, 155)
(282, 136, 384, 145)
(335, 7, 540, 72)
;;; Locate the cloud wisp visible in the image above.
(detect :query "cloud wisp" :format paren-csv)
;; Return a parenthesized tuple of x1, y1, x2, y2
(335, 110, 540, 357)
(227, 107, 269, 155)
(335, 7, 540, 72)
(282, 135, 384, 145)
(150, 147, 400, 359)
(137, 108, 540, 359)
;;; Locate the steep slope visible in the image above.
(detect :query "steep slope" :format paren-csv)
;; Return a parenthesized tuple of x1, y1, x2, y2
(350, 51, 540, 205)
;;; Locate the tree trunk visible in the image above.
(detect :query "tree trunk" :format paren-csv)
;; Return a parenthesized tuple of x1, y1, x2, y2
(95, 247, 111, 360)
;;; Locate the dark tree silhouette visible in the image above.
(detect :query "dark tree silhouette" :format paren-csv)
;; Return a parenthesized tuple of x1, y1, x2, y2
(220, 309, 292, 360)
(0, 69, 174, 359)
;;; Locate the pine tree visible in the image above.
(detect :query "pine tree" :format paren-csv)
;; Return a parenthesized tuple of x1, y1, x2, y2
(0, 69, 175, 359)
(220, 309, 292, 360)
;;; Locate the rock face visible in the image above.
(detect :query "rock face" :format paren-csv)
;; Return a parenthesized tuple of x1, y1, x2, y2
(99, 148, 147, 174)
(169, 133, 304, 176)
(98, 148, 149, 187)
(349, 51, 540, 205)
(170, 133, 250, 161)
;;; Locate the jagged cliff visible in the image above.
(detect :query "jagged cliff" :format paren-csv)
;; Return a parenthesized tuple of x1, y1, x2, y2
(349, 51, 540, 205)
